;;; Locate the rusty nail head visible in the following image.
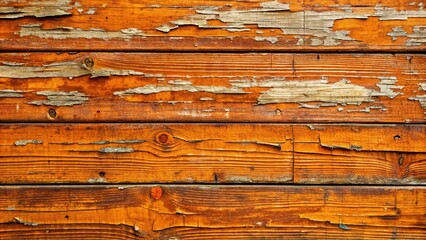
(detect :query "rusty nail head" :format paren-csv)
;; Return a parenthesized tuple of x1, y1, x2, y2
(83, 57, 94, 68)
(48, 108, 57, 118)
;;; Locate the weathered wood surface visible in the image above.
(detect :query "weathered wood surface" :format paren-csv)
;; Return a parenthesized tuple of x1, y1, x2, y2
(1, 124, 424, 184)
(0, 53, 425, 123)
(0, 185, 424, 239)
(1, 0, 426, 51)
(293, 124, 426, 184)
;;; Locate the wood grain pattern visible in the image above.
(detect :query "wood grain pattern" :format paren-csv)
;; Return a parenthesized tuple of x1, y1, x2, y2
(0, 185, 424, 239)
(0, 53, 424, 123)
(293, 124, 426, 184)
(0, 123, 424, 184)
(0, 124, 293, 184)
(1, 0, 426, 51)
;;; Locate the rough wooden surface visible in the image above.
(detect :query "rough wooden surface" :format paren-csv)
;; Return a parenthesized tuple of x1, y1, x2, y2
(1, 0, 426, 51)
(0, 53, 424, 123)
(0, 185, 424, 239)
(0, 123, 424, 184)
(293, 124, 426, 184)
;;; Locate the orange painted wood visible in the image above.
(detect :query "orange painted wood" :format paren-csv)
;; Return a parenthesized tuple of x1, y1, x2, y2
(293, 124, 426, 184)
(0, 124, 293, 184)
(0, 185, 424, 239)
(0, 53, 424, 123)
(0, 124, 424, 184)
(0, 0, 425, 51)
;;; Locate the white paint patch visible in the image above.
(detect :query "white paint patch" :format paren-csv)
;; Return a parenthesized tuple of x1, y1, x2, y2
(19, 24, 145, 40)
(0, 0, 72, 19)
(0, 60, 144, 79)
(28, 90, 89, 107)
(85, 8, 96, 15)
(99, 147, 134, 153)
(15, 140, 43, 146)
(114, 83, 248, 96)
(154, 4, 426, 46)
(178, 109, 212, 118)
(88, 177, 107, 183)
(254, 36, 279, 43)
(0, 90, 25, 98)
(256, 77, 403, 106)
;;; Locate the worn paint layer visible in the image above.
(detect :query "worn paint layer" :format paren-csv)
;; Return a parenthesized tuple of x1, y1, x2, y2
(0, 60, 144, 79)
(28, 91, 89, 107)
(154, 3, 426, 46)
(19, 24, 145, 40)
(14, 140, 43, 146)
(253, 77, 403, 106)
(98, 147, 135, 153)
(0, 90, 25, 98)
(0, 0, 72, 19)
(409, 83, 426, 113)
(114, 81, 248, 96)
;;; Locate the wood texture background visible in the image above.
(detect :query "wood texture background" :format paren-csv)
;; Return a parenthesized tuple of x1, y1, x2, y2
(1, 0, 425, 239)
(1, 0, 426, 51)
(0, 124, 424, 184)
(0, 53, 425, 123)
(0, 186, 424, 239)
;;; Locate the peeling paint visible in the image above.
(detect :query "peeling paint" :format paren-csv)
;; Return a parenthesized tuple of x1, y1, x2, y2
(88, 177, 107, 183)
(254, 36, 278, 43)
(0, 60, 144, 79)
(0, 90, 25, 98)
(28, 90, 89, 106)
(321, 143, 362, 151)
(178, 109, 212, 118)
(374, 5, 426, 20)
(154, 3, 426, 46)
(99, 147, 134, 153)
(256, 77, 403, 107)
(114, 82, 248, 97)
(13, 217, 38, 226)
(407, 26, 426, 46)
(199, 97, 215, 101)
(387, 27, 408, 41)
(347, 106, 387, 113)
(15, 140, 43, 146)
(226, 176, 254, 183)
(19, 24, 145, 40)
(409, 83, 426, 112)
(0, 0, 72, 19)
(85, 8, 96, 15)
(388, 26, 426, 46)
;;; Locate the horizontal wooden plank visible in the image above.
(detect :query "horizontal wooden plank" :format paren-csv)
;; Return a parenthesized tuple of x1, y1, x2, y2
(0, 124, 424, 184)
(0, 53, 425, 123)
(0, 124, 294, 184)
(0, 185, 424, 239)
(293, 124, 426, 184)
(0, 0, 425, 51)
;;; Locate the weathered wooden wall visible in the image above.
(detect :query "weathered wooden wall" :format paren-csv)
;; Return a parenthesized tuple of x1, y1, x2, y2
(0, 0, 425, 239)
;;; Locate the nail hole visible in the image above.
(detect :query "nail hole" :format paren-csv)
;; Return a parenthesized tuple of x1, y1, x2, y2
(275, 109, 282, 116)
(317, 55, 320, 60)
(48, 108, 57, 118)
(398, 156, 404, 165)
(65, 215, 69, 219)
(213, 173, 219, 183)
(99, 172, 106, 177)
(393, 135, 401, 140)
